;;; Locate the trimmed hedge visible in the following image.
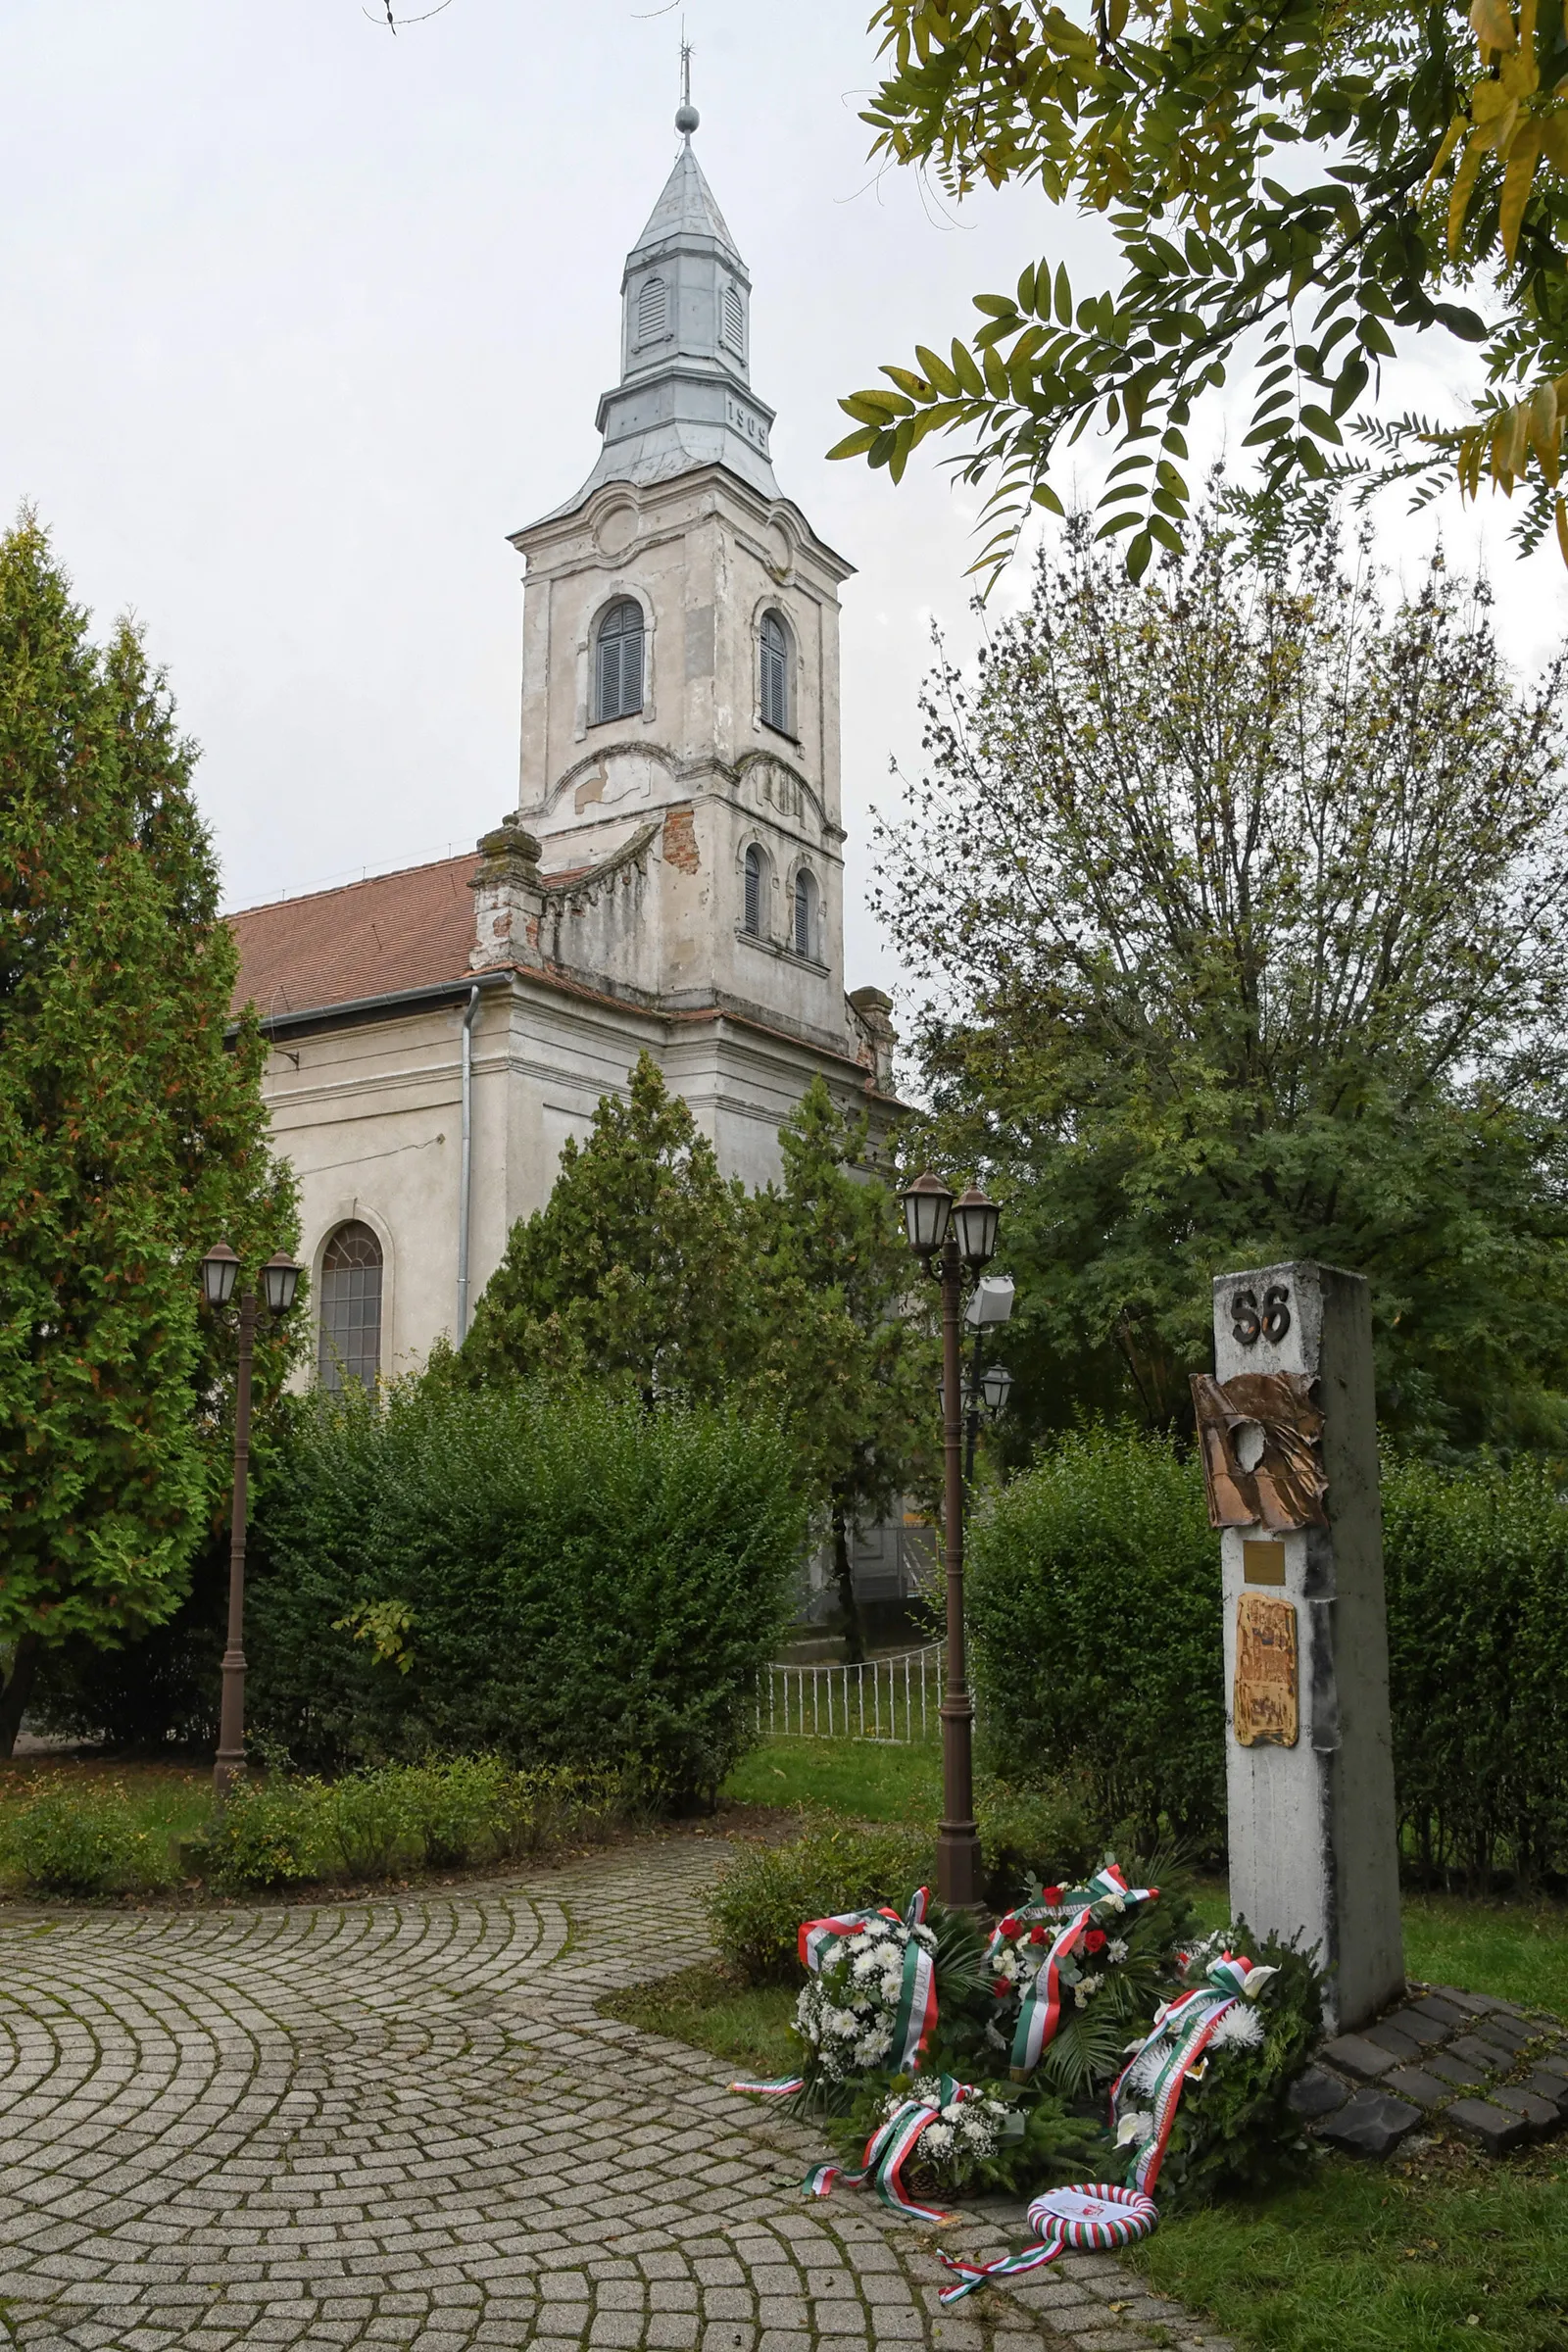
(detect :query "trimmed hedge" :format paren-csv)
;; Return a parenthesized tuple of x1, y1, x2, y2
(967, 1427, 1568, 1886)
(249, 1379, 807, 1804)
(966, 1429, 1225, 1852)
(1383, 1452, 1568, 1886)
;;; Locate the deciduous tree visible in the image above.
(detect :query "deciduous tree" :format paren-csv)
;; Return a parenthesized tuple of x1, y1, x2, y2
(878, 498, 1568, 1453)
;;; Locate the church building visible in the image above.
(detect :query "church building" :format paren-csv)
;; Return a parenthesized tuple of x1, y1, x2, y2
(228, 104, 898, 1390)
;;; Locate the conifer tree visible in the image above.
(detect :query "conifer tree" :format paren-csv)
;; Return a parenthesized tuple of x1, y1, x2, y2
(0, 516, 297, 1752)
(460, 1052, 752, 1398)
(748, 1079, 939, 1659)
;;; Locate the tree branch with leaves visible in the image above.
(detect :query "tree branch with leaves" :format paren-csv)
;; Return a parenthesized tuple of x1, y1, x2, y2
(831, 0, 1568, 579)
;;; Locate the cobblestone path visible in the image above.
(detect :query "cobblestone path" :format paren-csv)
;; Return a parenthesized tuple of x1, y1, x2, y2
(0, 1840, 1236, 2352)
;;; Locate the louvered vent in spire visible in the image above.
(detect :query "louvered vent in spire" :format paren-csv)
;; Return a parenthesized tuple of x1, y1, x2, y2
(637, 276, 668, 344)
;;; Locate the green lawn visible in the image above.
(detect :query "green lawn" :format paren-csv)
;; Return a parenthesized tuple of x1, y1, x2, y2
(695, 1735, 1568, 2352)
(722, 1736, 940, 1822)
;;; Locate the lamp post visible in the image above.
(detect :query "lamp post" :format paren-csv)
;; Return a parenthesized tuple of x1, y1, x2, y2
(898, 1175, 1002, 1910)
(200, 1243, 300, 1799)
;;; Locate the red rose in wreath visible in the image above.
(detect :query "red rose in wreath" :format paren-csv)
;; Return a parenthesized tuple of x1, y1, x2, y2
(1030, 1925, 1047, 1944)
(1084, 1929, 1107, 1955)
(1042, 1886, 1062, 1906)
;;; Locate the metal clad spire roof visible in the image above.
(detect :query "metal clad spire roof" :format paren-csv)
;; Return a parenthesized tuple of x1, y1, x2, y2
(520, 93, 782, 527)
(627, 144, 741, 267)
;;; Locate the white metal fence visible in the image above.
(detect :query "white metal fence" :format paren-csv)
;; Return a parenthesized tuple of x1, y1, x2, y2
(756, 1642, 944, 1744)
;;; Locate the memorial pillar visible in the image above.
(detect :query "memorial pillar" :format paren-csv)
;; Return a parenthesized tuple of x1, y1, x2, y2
(1194, 1260, 1403, 2034)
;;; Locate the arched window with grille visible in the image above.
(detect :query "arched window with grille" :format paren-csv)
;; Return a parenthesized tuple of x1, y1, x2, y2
(743, 843, 763, 937)
(793, 866, 817, 959)
(637, 275, 667, 344)
(594, 599, 645, 723)
(760, 610, 791, 735)
(318, 1222, 383, 1393)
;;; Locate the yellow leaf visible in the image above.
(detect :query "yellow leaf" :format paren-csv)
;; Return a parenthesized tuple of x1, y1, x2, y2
(1423, 116, 1468, 194)
(1499, 44, 1541, 96)
(1449, 133, 1489, 252)
(1557, 496, 1568, 566)
(1532, 381, 1562, 484)
(1470, 0, 1517, 50)
(1500, 122, 1544, 260)
(1471, 80, 1516, 131)
(1544, 111, 1568, 172)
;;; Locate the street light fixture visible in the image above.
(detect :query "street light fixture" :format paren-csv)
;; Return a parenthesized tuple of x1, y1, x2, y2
(980, 1362, 1013, 1416)
(200, 1242, 301, 1800)
(952, 1184, 1001, 1269)
(902, 1174, 1007, 1912)
(899, 1171, 954, 1259)
(200, 1241, 240, 1310)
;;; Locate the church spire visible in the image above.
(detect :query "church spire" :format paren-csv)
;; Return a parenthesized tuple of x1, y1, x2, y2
(534, 77, 782, 520)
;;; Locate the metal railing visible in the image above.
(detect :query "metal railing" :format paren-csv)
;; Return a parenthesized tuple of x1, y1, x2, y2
(756, 1642, 944, 1744)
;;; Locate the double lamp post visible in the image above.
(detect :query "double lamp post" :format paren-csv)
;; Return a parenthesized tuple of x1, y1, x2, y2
(897, 1172, 1004, 1911)
(199, 1242, 301, 1798)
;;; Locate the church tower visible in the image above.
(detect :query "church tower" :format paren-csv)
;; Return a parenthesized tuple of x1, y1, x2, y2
(503, 98, 862, 1065)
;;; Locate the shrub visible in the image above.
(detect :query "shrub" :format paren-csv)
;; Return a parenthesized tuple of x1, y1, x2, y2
(190, 1777, 325, 1892)
(250, 1378, 807, 1805)
(9, 1781, 178, 1896)
(966, 1430, 1224, 1852)
(1383, 1453, 1568, 1887)
(705, 1822, 935, 1983)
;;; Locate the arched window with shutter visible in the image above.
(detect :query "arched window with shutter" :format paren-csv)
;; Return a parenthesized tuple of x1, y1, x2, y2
(594, 599, 645, 723)
(760, 610, 791, 735)
(637, 276, 667, 345)
(793, 867, 817, 960)
(722, 283, 745, 358)
(743, 844, 763, 937)
(318, 1222, 383, 1393)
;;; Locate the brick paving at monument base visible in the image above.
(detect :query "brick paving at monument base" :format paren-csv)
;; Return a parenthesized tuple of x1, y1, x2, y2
(0, 1839, 1235, 2352)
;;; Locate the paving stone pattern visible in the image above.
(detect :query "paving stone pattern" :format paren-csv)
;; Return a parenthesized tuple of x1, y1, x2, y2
(0, 1843, 1234, 2352)
(1296, 1987, 1568, 2158)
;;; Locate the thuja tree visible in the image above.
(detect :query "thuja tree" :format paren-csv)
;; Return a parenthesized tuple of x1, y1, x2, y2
(460, 1052, 754, 1399)
(0, 516, 297, 1752)
(879, 498, 1568, 1455)
(750, 1079, 939, 1659)
(462, 1062, 938, 1651)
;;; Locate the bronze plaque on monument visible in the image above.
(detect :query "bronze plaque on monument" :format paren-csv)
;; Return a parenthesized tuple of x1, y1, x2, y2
(1234, 1592, 1298, 1747)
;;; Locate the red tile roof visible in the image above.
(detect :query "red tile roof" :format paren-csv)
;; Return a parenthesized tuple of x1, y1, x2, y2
(227, 854, 481, 1020)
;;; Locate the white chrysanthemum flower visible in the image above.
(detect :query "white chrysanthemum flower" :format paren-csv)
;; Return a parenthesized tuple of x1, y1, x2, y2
(922, 2123, 955, 2154)
(1108, 1938, 1129, 1963)
(1074, 1973, 1104, 2007)
(852, 1946, 881, 1981)
(1211, 2003, 1266, 2050)
(1124, 2043, 1166, 2095)
(1104, 1892, 1127, 1914)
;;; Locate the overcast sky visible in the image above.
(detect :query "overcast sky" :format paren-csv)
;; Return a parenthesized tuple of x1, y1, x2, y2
(5, 1, 1566, 1004)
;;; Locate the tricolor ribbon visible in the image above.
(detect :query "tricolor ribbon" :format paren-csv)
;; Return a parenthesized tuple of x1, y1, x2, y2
(730, 1887, 936, 2099)
(1109, 1952, 1277, 2197)
(805, 2076, 984, 2226)
(990, 1864, 1157, 2082)
(937, 2182, 1157, 2303)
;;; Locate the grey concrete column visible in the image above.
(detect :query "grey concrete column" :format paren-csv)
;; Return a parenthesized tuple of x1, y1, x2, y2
(1200, 1260, 1404, 2033)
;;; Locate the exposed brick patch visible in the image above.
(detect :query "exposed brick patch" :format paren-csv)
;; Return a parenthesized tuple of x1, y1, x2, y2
(662, 807, 701, 873)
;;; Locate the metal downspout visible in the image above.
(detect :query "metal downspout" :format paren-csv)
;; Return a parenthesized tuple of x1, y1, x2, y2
(457, 983, 480, 1342)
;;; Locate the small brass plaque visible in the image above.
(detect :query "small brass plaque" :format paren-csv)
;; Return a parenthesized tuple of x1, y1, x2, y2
(1235, 1592, 1298, 1748)
(1243, 1540, 1287, 1587)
